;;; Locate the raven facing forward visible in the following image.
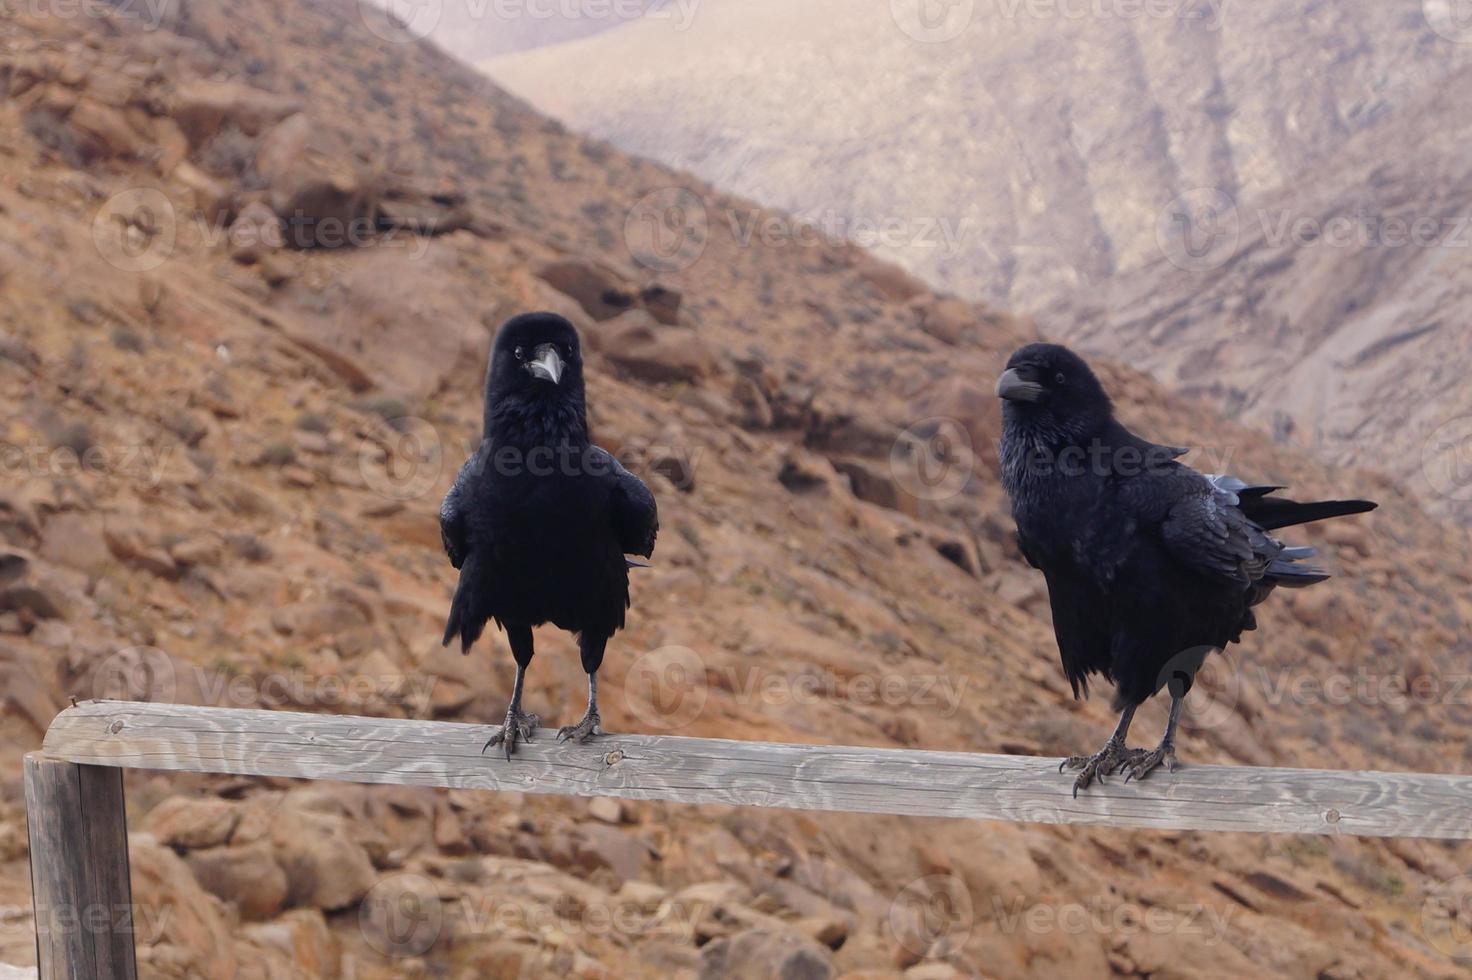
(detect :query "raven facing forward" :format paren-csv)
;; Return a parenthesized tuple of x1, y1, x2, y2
(996, 344, 1375, 795)
(441, 312, 658, 758)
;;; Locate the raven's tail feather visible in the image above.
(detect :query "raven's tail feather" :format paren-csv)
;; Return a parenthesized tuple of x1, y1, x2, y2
(442, 553, 490, 654)
(1241, 496, 1377, 531)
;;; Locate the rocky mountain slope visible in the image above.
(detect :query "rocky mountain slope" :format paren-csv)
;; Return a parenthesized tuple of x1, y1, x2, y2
(485, 0, 1472, 524)
(0, 1, 1470, 978)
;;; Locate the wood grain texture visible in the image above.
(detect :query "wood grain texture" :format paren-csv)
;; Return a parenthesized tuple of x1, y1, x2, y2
(24, 754, 138, 980)
(41, 701, 1472, 840)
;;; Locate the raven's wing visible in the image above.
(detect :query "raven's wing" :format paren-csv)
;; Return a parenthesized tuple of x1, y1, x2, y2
(591, 446, 658, 558)
(440, 448, 482, 570)
(1158, 479, 1275, 588)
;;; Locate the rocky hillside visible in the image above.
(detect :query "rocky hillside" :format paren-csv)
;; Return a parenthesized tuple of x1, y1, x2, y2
(1, 1, 1470, 978)
(485, 0, 1472, 524)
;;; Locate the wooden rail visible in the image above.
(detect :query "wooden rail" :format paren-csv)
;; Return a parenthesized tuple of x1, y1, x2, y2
(24, 700, 1472, 976)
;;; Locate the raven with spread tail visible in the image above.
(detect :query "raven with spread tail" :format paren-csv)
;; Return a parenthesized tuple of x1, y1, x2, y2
(441, 313, 657, 758)
(996, 344, 1375, 795)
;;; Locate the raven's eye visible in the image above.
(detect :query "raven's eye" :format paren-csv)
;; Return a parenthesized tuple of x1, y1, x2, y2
(514, 346, 525, 360)
(1054, 372, 1066, 385)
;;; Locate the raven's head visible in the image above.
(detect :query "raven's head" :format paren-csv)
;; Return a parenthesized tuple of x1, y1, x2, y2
(995, 343, 1113, 430)
(484, 312, 587, 436)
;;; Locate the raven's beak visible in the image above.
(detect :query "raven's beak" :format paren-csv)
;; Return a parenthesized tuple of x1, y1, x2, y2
(526, 344, 564, 384)
(995, 368, 1045, 402)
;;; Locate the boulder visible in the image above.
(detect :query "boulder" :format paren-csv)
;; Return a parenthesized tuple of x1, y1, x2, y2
(640, 282, 684, 325)
(243, 909, 341, 979)
(699, 929, 836, 980)
(129, 836, 239, 979)
(170, 80, 300, 148)
(186, 839, 289, 921)
(270, 809, 376, 911)
(144, 797, 241, 849)
(536, 259, 637, 321)
(601, 310, 717, 384)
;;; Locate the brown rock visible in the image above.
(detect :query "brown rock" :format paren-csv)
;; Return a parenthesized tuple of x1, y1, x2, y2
(228, 200, 283, 264)
(66, 99, 143, 160)
(243, 909, 341, 979)
(270, 809, 376, 911)
(144, 797, 241, 849)
(602, 310, 717, 384)
(104, 527, 179, 579)
(536, 259, 637, 321)
(39, 513, 110, 572)
(172, 160, 232, 225)
(170, 80, 301, 147)
(831, 458, 918, 517)
(640, 282, 684, 325)
(699, 929, 836, 980)
(186, 839, 289, 921)
(129, 835, 239, 979)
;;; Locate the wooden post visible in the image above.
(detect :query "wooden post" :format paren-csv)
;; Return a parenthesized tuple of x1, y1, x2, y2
(24, 754, 138, 980)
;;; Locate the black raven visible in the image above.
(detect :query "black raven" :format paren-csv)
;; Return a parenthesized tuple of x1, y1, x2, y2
(441, 312, 658, 758)
(996, 343, 1376, 795)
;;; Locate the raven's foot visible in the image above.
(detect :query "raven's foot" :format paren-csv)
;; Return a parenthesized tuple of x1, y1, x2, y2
(1123, 742, 1178, 784)
(483, 707, 541, 760)
(1061, 741, 1144, 797)
(556, 708, 603, 744)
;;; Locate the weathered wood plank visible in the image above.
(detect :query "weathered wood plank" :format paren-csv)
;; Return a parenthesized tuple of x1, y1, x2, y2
(41, 700, 1472, 840)
(24, 754, 138, 980)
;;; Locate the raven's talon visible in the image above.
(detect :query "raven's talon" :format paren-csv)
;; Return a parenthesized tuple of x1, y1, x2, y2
(1123, 745, 1177, 784)
(1063, 741, 1139, 796)
(483, 709, 541, 759)
(556, 711, 603, 744)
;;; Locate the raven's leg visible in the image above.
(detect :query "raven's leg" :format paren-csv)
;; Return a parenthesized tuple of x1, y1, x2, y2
(1060, 705, 1143, 797)
(484, 624, 541, 760)
(558, 632, 608, 744)
(1124, 694, 1183, 783)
